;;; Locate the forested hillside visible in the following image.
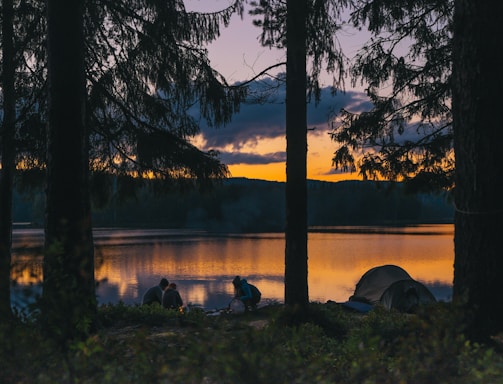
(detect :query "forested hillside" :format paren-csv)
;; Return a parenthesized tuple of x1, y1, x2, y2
(13, 177, 453, 232)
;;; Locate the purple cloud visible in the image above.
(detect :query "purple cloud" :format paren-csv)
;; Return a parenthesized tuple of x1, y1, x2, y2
(218, 151, 286, 165)
(202, 87, 370, 142)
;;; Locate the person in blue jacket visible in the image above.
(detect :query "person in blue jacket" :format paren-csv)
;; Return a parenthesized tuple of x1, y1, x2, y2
(232, 276, 260, 311)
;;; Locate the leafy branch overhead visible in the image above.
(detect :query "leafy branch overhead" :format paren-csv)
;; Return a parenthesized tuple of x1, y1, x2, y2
(250, 0, 350, 100)
(11, 0, 247, 185)
(85, 0, 247, 181)
(331, 0, 454, 192)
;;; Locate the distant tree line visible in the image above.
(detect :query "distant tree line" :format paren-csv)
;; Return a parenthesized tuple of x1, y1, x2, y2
(13, 177, 453, 233)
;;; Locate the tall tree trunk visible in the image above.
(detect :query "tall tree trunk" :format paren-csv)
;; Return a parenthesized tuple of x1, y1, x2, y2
(43, 0, 96, 343)
(284, 0, 309, 307)
(0, 0, 16, 323)
(452, 0, 503, 341)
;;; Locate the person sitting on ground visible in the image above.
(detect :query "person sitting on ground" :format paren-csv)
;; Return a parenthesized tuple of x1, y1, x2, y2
(142, 278, 169, 305)
(232, 275, 261, 311)
(162, 282, 184, 310)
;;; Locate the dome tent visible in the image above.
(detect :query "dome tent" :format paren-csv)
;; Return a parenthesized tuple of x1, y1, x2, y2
(379, 278, 437, 312)
(349, 264, 412, 305)
(346, 264, 437, 313)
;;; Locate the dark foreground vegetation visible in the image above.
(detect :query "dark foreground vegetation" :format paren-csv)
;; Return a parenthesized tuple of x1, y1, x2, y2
(2, 301, 502, 383)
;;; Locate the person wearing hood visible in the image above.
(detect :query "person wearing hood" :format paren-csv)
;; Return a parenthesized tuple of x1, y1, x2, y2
(232, 276, 261, 311)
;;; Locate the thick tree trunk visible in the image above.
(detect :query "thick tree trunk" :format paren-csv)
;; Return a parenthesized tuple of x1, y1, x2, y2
(43, 0, 96, 343)
(284, 0, 309, 307)
(452, 0, 503, 341)
(0, 0, 16, 323)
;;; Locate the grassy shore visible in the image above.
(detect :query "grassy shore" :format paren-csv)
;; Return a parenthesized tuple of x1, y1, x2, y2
(2, 301, 503, 383)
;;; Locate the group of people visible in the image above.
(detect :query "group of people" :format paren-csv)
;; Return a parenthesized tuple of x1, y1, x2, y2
(141, 277, 184, 310)
(142, 275, 261, 312)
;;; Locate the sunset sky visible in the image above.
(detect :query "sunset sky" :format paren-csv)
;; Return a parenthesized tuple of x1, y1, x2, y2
(186, 0, 373, 182)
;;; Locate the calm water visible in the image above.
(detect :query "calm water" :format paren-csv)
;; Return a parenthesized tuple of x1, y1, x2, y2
(11, 224, 454, 311)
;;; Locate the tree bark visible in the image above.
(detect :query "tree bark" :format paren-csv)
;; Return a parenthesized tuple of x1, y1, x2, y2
(0, 0, 16, 323)
(43, 0, 96, 342)
(284, 0, 309, 307)
(452, 0, 503, 341)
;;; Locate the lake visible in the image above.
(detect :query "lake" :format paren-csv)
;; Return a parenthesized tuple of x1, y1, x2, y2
(11, 224, 454, 311)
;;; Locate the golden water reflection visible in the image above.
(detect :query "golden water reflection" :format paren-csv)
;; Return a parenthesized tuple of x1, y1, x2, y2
(11, 225, 454, 310)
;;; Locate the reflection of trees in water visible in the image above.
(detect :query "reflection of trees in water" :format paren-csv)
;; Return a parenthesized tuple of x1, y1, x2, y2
(11, 252, 43, 285)
(11, 251, 43, 310)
